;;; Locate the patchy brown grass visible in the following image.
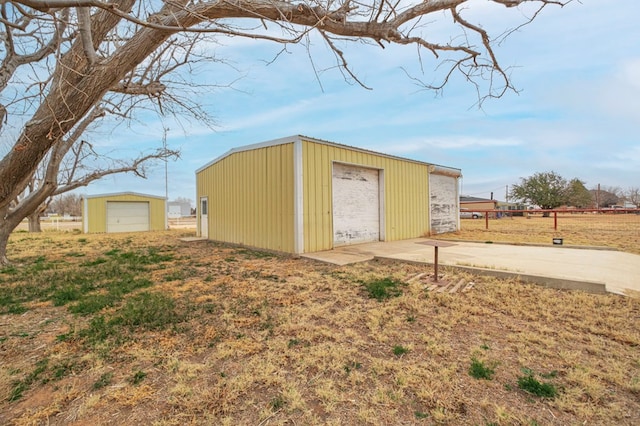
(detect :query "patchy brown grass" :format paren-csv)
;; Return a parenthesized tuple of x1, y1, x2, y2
(1, 230, 639, 425)
(449, 214, 640, 255)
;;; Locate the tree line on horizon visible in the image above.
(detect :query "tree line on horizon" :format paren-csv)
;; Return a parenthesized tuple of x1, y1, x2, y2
(509, 171, 639, 211)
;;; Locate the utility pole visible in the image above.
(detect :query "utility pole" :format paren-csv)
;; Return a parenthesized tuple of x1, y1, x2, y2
(163, 128, 169, 229)
(163, 131, 168, 202)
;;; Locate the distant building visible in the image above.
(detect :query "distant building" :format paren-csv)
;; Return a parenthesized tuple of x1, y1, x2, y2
(496, 201, 528, 215)
(82, 192, 167, 233)
(460, 196, 497, 211)
(168, 200, 192, 218)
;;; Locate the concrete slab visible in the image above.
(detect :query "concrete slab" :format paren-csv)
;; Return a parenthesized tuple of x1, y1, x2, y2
(302, 238, 640, 296)
(179, 237, 207, 242)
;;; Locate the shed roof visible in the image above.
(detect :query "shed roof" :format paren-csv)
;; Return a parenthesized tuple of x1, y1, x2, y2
(460, 196, 497, 203)
(83, 191, 166, 200)
(195, 134, 461, 176)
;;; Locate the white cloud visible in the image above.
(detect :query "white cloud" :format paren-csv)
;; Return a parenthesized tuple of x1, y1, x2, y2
(620, 59, 640, 90)
(611, 145, 640, 165)
(383, 136, 523, 152)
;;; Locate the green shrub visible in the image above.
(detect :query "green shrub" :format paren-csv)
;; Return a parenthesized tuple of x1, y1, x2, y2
(116, 292, 180, 330)
(81, 257, 107, 267)
(469, 358, 495, 380)
(364, 277, 405, 301)
(130, 370, 147, 385)
(51, 286, 83, 306)
(393, 345, 409, 356)
(93, 372, 112, 390)
(8, 359, 49, 402)
(6, 304, 28, 314)
(517, 374, 557, 398)
(106, 277, 152, 295)
(81, 315, 116, 343)
(414, 411, 429, 419)
(344, 361, 362, 374)
(68, 294, 118, 315)
(269, 394, 286, 411)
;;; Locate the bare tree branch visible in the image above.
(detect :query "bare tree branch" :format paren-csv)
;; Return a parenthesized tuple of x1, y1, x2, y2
(54, 148, 180, 194)
(112, 81, 167, 95)
(0, 0, 570, 263)
(77, 7, 98, 66)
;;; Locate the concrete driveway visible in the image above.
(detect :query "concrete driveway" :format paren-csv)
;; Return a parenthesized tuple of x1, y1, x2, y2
(302, 238, 640, 296)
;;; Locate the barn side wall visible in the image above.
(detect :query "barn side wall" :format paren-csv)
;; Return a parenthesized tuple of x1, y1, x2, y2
(196, 143, 295, 253)
(301, 139, 431, 253)
(83, 194, 166, 233)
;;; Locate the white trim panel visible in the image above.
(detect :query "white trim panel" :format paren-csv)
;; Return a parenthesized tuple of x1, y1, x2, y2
(293, 140, 304, 254)
(84, 191, 166, 200)
(83, 197, 89, 233)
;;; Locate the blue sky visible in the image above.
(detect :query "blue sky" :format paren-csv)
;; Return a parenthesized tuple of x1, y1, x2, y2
(86, 0, 640, 205)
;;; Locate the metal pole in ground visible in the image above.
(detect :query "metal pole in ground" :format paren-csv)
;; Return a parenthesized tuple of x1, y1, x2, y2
(416, 241, 455, 283)
(434, 245, 439, 282)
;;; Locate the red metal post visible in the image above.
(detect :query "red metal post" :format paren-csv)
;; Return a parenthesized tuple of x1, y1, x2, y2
(554, 211, 557, 230)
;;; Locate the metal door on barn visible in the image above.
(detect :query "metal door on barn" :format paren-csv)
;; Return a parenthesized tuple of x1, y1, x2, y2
(332, 163, 381, 246)
(429, 173, 458, 234)
(106, 201, 150, 233)
(200, 197, 208, 238)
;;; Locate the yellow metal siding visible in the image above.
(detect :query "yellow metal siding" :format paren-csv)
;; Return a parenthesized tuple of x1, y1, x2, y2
(83, 194, 165, 233)
(301, 139, 431, 252)
(196, 144, 295, 252)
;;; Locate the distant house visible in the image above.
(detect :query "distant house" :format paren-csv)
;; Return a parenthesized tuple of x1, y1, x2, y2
(460, 196, 497, 211)
(195, 135, 462, 254)
(496, 201, 528, 215)
(82, 192, 167, 233)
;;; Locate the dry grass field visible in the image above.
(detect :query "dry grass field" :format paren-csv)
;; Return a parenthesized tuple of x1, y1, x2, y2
(1, 227, 639, 425)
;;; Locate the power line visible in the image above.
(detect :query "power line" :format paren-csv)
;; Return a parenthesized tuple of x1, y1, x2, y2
(463, 186, 506, 197)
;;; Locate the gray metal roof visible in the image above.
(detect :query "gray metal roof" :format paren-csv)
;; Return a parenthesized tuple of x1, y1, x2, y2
(195, 134, 461, 176)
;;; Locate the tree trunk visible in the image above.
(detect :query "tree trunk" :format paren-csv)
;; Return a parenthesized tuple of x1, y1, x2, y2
(28, 212, 42, 233)
(0, 206, 30, 265)
(0, 208, 17, 266)
(0, 232, 9, 266)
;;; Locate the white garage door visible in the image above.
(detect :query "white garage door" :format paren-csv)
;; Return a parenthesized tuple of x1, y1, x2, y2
(332, 163, 380, 246)
(107, 201, 150, 233)
(430, 174, 458, 234)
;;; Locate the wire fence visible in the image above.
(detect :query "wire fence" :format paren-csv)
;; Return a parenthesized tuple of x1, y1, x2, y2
(470, 209, 640, 231)
(458, 209, 640, 254)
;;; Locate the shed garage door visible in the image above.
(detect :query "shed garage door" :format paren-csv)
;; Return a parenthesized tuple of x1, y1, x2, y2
(332, 163, 380, 246)
(106, 201, 150, 233)
(429, 173, 457, 234)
